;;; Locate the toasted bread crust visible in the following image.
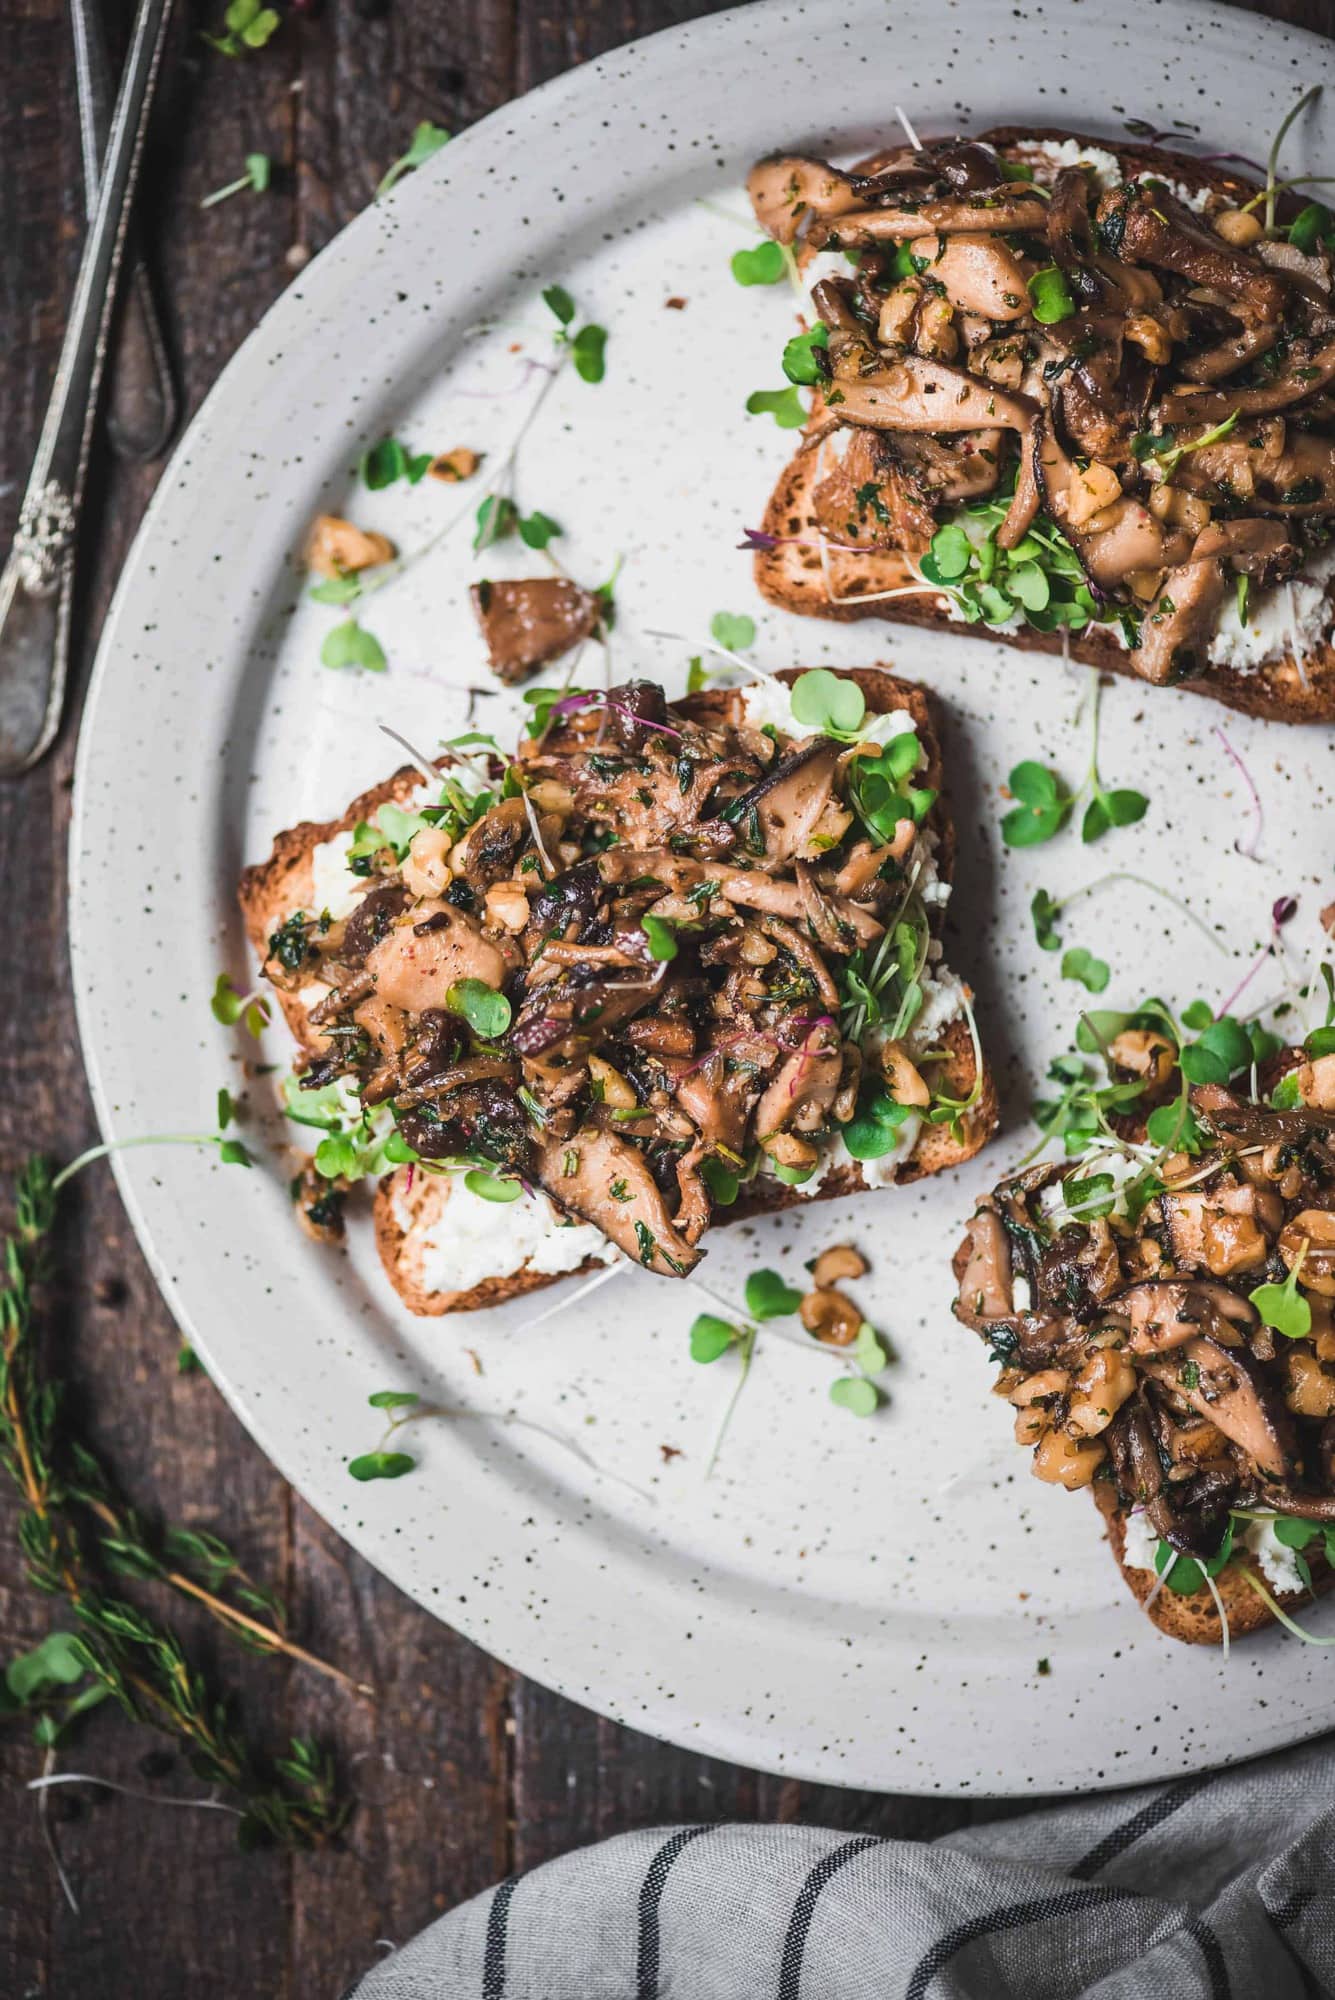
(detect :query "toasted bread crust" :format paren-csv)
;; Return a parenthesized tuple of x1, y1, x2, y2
(241, 666, 996, 1315)
(753, 128, 1335, 726)
(1092, 1479, 1334, 1644)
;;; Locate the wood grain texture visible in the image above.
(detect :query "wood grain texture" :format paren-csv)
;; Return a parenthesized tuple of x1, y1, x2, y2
(0, 2, 1318, 1994)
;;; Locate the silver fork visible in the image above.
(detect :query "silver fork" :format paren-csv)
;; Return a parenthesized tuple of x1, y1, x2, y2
(71, 0, 179, 462)
(0, 0, 175, 777)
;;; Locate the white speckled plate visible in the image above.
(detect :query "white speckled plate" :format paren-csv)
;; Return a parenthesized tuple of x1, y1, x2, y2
(72, 0, 1335, 1794)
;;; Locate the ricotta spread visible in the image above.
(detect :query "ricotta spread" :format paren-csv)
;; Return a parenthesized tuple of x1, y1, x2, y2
(1120, 1510, 1304, 1597)
(309, 831, 365, 921)
(1243, 1517, 1304, 1595)
(391, 1176, 619, 1298)
(1020, 137, 1212, 212)
(1208, 544, 1335, 672)
(1120, 1508, 1162, 1574)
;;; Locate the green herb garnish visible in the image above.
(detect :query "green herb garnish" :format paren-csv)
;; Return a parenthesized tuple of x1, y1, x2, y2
(640, 913, 679, 962)
(446, 979, 512, 1039)
(1026, 265, 1075, 324)
(377, 121, 451, 198)
(211, 972, 270, 1039)
(745, 387, 807, 429)
(1250, 1241, 1313, 1341)
(361, 438, 433, 489)
(709, 610, 756, 652)
(200, 151, 271, 208)
(789, 667, 866, 737)
(320, 619, 387, 673)
(203, 0, 281, 56)
(731, 241, 789, 285)
(782, 324, 829, 385)
(1061, 946, 1110, 993)
(542, 286, 608, 382)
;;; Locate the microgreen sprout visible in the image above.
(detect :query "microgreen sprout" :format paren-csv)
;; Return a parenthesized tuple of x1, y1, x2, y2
(640, 913, 679, 962)
(319, 620, 387, 673)
(348, 1390, 422, 1481)
(361, 438, 434, 490)
(200, 152, 271, 210)
(838, 876, 930, 1047)
(542, 286, 608, 382)
(744, 1269, 803, 1319)
(730, 241, 790, 286)
(1288, 201, 1331, 252)
(1249, 1239, 1312, 1341)
(1131, 409, 1240, 480)
(203, 0, 280, 57)
(211, 973, 270, 1039)
(831, 1315, 893, 1416)
(1026, 265, 1076, 325)
(471, 494, 563, 555)
(1152, 1518, 1235, 1597)
(781, 324, 829, 385)
(1027, 871, 1224, 958)
(1, 1631, 108, 1757)
(745, 386, 807, 430)
(1061, 947, 1110, 994)
(49, 1120, 253, 1194)
(788, 666, 867, 738)
(1001, 674, 1147, 848)
(688, 1263, 883, 1473)
(709, 611, 756, 652)
(376, 121, 451, 199)
(918, 478, 1108, 637)
(1001, 761, 1074, 847)
(445, 978, 511, 1040)
(1260, 84, 1322, 232)
(829, 1376, 878, 1416)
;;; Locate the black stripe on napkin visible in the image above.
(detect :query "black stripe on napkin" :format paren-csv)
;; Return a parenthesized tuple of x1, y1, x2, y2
(777, 1834, 883, 1999)
(636, 1825, 711, 1999)
(906, 1885, 1231, 2000)
(482, 1874, 519, 1999)
(1072, 1772, 1216, 1879)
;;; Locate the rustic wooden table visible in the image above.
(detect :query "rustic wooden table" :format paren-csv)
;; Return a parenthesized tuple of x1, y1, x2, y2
(0, 0, 1329, 1991)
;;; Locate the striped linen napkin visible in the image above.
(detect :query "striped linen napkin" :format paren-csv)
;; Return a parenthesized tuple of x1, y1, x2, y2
(346, 1733, 1334, 1998)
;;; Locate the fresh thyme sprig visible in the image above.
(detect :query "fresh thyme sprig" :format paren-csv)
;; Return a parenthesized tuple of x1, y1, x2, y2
(1, 1156, 359, 1849)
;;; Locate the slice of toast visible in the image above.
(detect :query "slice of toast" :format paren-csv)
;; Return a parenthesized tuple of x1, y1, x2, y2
(238, 667, 996, 1315)
(1093, 1480, 1334, 1645)
(753, 126, 1335, 726)
(238, 766, 622, 1315)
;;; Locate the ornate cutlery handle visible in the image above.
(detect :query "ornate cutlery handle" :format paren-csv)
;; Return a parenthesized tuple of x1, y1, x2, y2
(0, 0, 175, 777)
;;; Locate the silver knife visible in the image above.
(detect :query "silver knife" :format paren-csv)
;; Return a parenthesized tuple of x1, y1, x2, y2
(71, 0, 179, 462)
(0, 0, 175, 776)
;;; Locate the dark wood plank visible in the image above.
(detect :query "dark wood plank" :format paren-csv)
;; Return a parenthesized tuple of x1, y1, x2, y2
(286, 1498, 513, 1995)
(0, 3, 1327, 1996)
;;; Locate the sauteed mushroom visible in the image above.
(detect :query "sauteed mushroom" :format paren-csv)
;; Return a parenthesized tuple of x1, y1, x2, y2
(745, 125, 1335, 691)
